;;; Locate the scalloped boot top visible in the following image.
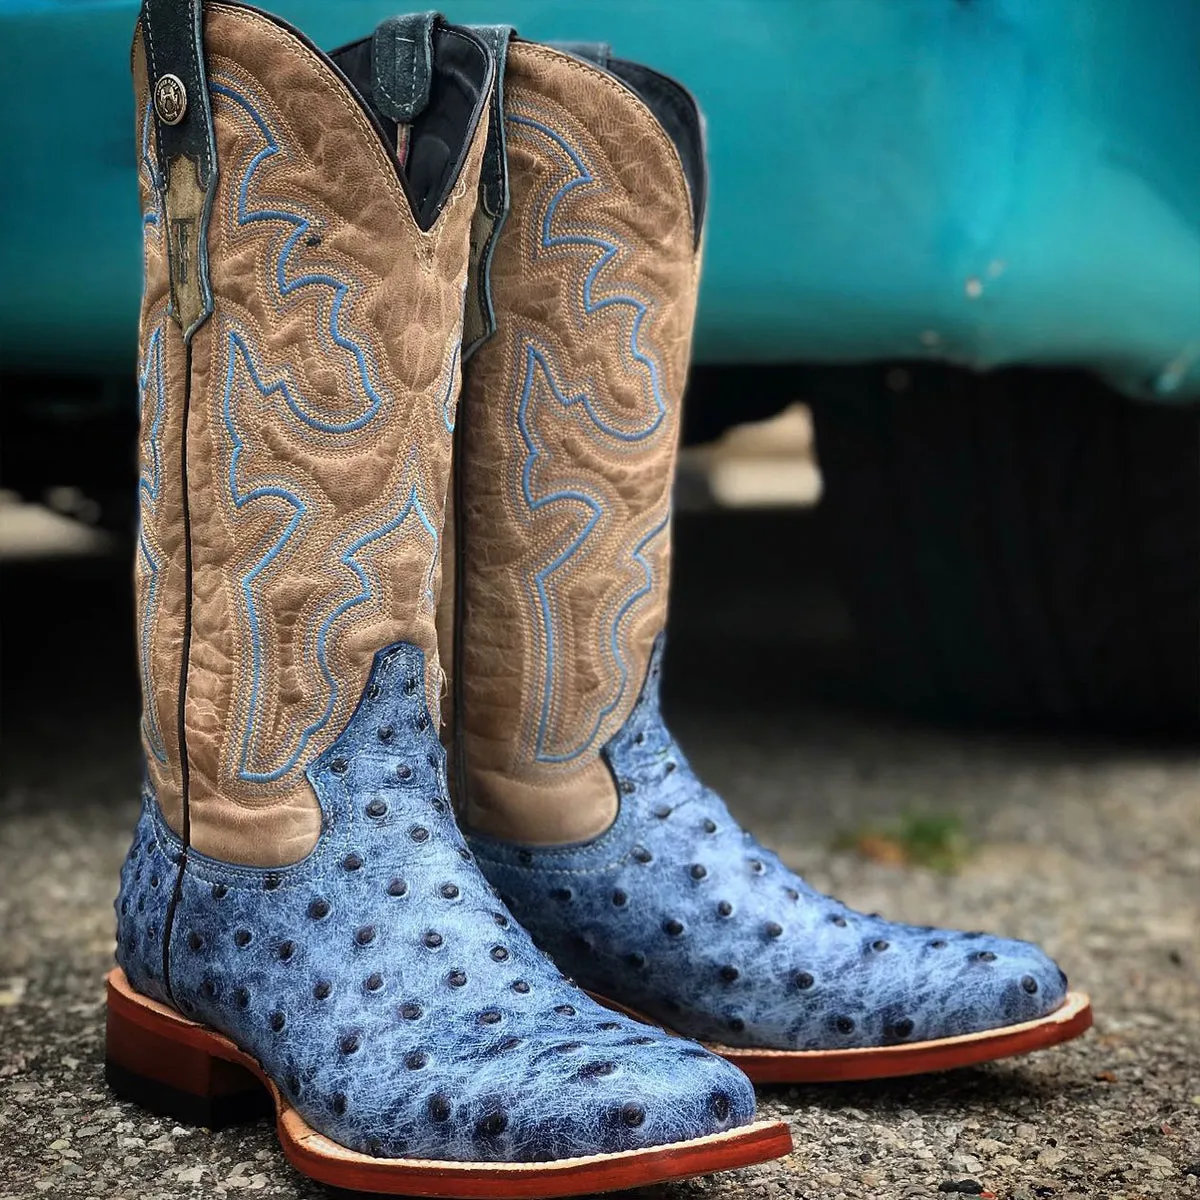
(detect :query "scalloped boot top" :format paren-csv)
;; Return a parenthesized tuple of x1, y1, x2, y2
(443, 37, 1092, 1081)
(111, 3, 790, 1193)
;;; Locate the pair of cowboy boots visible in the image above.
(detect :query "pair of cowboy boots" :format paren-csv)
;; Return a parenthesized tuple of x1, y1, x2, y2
(110, 2, 1091, 1193)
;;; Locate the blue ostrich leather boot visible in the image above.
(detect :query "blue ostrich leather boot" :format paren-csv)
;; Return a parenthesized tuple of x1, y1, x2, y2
(109, 4, 788, 1192)
(444, 39, 1092, 1082)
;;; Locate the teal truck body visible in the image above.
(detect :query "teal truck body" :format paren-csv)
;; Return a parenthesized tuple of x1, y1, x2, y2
(2, 0, 1198, 395)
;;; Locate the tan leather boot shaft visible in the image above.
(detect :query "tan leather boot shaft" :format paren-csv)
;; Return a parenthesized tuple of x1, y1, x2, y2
(452, 43, 701, 844)
(133, 3, 488, 865)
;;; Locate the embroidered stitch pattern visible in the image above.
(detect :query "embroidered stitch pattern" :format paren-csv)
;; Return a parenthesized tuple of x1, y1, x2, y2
(210, 76, 442, 784)
(136, 324, 168, 764)
(136, 94, 168, 764)
(141, 97, 163, 233)
(210, 79, 389, 434)
(508, 114, 670, 764)
(222, 329, 439, 782)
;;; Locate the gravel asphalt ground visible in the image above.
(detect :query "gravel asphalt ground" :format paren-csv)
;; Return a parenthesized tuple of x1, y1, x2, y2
(2, 514, 1197, 1200)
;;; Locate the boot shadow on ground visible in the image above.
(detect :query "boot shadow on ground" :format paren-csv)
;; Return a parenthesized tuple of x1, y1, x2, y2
(757, 1058, 1096, 1114)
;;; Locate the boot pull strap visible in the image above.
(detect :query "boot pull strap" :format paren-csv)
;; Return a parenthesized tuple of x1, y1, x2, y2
(141, 0, 217, 340)
(372, 12, 439, 164)
(462, 24, 514, 360)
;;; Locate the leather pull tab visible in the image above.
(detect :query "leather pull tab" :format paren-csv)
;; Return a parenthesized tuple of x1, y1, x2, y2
(141, 0, 217, 340)
(372, 13, 439, 124)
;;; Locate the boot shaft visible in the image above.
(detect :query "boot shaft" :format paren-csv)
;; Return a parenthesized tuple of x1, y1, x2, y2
(449, 41, 705, 843)
(134, 2, 492, 866)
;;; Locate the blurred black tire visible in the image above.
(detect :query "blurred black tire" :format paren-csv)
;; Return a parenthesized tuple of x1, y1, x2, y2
(808, 364, 1200, 733)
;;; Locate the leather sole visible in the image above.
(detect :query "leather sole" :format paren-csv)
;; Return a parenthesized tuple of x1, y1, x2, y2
(588, 990, 1093, 1083)
(105, 968, 793, 1197)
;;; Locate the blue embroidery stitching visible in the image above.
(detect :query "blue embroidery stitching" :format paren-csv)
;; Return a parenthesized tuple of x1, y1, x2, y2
(507, 115, 670, 764)
(210, 80, 389, 434)
(140, 97, 162, 233)
(222, 329, 442, 783)
(209, 77, 445, 783)
(221, 330, 309, 783)
(223, 328, 444, 782)
(137, 325, 168, 764)
(137, 90, 168, 764)
(509, 115, 665, 440)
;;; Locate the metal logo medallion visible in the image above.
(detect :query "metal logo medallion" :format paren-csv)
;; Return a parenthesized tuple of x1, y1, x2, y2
(153, 74, 188, 126)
